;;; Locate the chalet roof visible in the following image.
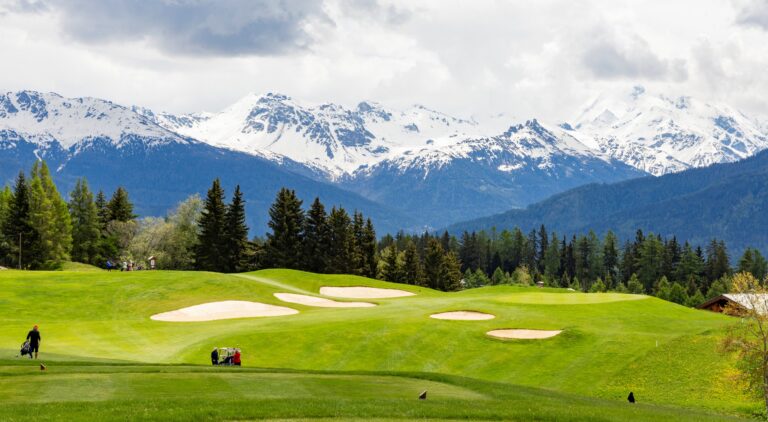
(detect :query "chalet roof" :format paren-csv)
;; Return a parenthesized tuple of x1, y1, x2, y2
(698, 293, 768, 315)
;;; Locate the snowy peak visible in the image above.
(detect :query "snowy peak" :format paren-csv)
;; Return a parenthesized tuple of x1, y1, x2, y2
(0, 90, 191, 150)
(159, 92, 482, 178)
(573, 86, 768, 175)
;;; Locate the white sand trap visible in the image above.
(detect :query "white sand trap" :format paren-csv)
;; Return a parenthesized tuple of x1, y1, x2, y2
(150, 300, 298, 322)
(274, 293, 376, 308)
(320, 286, 415, 299)
(487, 329, 562, 339)
(430, 311, 495, 320)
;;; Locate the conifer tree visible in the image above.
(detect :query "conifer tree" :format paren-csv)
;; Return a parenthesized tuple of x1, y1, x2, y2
(69, 178, 101, 264)
(739, 248, 768, 281)
(195, 179, 228, 271)
(668, 282, 689, 305)
(379, 245, 401, 283)
(424, 238, 445, 290)
(265, 188, 305, 269)
(107, 187, 136, 222)
(302, 197, 330, 273)
(402, 241, 423, 286)
(441, 251, 463, 291)
(361, 218, 377, 278)
(603, 230, 619, 280)
(27, 161, 72, 268)
(223, 185, 249, 272)
(627, 273, 644, 294)
(95, 190, 109, 229)
(1, 172, 36, 268)
(491, 267, 506, 285)
(351, 211, 366, 275)
(326, 206, 352, 273)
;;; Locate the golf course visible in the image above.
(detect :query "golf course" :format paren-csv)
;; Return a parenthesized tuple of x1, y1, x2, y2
(0, 267, 758, 420)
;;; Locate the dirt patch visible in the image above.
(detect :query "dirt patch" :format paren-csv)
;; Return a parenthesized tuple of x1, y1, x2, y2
(150, 300, 298, 322)
(319, 286, 415, 299)
(487, 329, 562, 339)
(430, 311, 495, 320)
(274, 293, 375, 308)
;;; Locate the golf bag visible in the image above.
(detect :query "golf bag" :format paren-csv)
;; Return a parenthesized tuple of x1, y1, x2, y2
(19, 340, 32, 358)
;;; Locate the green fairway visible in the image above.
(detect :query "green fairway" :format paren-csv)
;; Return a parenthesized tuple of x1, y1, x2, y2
(0, 268, 758, 420)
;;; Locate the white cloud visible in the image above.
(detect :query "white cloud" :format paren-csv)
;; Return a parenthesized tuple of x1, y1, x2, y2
(0, 0, 766, 123)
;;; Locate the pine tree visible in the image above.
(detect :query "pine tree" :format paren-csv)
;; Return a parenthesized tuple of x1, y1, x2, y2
(668, 282, 689, 305)
(302, 197, 330, 273)
(590, 277, 606, 293)
(223, 185, 249, 273)
(543, 232, 561, 281)
(705, 239, 730, 285)
(739, 248, 768, 281)
(27, 161, 72, 268)
(361, 218, 377, 278)
(441, 251, 463, 291)
(1, 172, 37, 268)
(379, 245, 402, 283)
(351, 211, 366, 275)
(95, 190, 109, 230)
(402, 241, 424, 286)
(327, 206, 352, 273)
(424, 238, 445, 290)
(603, 230, 619, 280)
(107, 187, 136, 222)
(265, 188, 305, 270)
(195, 179, 228, 271)
(491, 266, 506, 285)
(627, 273, 644, 294)
(69, 178, 101, 264)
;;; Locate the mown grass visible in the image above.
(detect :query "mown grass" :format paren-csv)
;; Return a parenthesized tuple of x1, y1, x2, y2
(0, 268, 759, 419)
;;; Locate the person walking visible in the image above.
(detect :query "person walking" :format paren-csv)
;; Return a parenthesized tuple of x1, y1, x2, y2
(26, 325, 41, 359)
(211, 348, 219, 366)
(233, 349, 241, 366)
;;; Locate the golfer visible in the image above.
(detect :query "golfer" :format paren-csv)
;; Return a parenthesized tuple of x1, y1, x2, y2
(26, 325, 41, 359)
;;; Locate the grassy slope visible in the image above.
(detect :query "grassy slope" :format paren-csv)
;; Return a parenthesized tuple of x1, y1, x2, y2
(0, 268, 757, 419)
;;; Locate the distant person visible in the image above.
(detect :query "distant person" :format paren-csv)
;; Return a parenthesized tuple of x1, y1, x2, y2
(211, 348, 219, 366)
(627, 392, 635, 403)
(121, 261, 127, 272)
(233, 349, 241, 366)
(106, 260, 113, 271)
(26, 325, 41, 359)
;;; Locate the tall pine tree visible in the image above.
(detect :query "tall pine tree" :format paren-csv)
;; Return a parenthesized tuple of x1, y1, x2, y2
(265, 188, 304, 269)
(302, 197, 330, 273)
(107, 187, 136, 222)
(69, 178, 101, 264)
(195, 179, 228, 271)
(1, 172, 37, 269)
(223, 185, 249, 273)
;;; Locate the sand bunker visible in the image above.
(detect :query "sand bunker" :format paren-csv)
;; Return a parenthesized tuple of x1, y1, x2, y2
(430, 311, 495, 320)
(274, 293, 375, 308)
(320, 286, 415, 299)
(487, 329, 562, 339)
(150, 300, 298, 322)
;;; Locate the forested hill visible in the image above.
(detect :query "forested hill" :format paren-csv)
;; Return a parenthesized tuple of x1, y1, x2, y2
(446, 148, 768, 255)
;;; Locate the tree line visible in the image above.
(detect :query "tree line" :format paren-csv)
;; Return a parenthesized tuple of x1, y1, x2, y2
(0, 162, 136, 269)
(376, 227, 767, 305)
(2, 162, 766, 309)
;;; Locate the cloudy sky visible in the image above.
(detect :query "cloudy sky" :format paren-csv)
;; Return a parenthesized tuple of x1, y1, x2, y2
(1, 0, 767, 122)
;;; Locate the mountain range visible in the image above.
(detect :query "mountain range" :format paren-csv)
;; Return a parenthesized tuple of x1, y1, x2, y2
(446, 147, 768, 256)
(1, 87, 767, 237)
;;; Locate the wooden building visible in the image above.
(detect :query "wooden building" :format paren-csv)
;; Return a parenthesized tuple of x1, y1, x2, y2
(698, 293, 768, 315)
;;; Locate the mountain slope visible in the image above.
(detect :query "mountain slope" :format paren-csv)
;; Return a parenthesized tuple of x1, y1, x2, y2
(446, 148, 768, 254)
(571, 86, 768, 175)
(0, 91, 419, 234)
(343, 120, 646, 228)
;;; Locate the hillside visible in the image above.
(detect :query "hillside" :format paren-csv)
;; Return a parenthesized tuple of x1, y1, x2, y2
(0, 269, 754, 418)
(447, 148, 768, 254)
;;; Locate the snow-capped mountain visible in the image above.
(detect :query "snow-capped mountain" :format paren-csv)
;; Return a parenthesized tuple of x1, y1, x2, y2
(343, 120, 645, 227)
(0, 91, 420, 234)
(3, 87, 768, 231)
(1, 91, 192, 153)
(570, 86, 768, 176)
(149, 93, 483, 179)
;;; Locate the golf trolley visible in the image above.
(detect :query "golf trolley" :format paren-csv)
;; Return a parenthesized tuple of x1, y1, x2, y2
(216, 347, 238, 366)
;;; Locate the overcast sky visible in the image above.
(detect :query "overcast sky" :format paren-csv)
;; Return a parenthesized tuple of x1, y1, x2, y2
(1, 0, 767, 123)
